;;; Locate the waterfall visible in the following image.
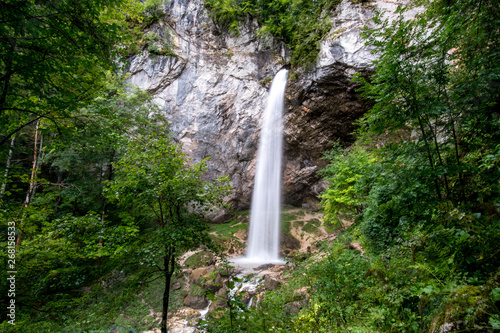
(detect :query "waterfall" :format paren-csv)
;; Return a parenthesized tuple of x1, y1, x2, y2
(245, 69, 288, 263)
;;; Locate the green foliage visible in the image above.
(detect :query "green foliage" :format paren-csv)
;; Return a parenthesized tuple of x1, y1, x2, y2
(104, 132, 231, 256)
(143, 0, 166, 26)
(209, 211, 248, 239)
(206, 261, 306, 333)
(281, 212, 297, 234)
(204, 0, 341, 67)
(0, 0, 126, 149)
(319, 143, 377, 227)
(0, 72, 168, 328)
(100, 0, 174, 56)
(356, 0, 500, 207)
(104, 132, 231, 332)
(315, 0, 500, 331)
(38, 73, 163, 215)
(105, 133, 231, 233)
(144, 31, 175, 56)
(1, 1, 183, 331)
(205, 229, 499, 333)
(294, 246, 371, 332)
(301, 218, 321, 234)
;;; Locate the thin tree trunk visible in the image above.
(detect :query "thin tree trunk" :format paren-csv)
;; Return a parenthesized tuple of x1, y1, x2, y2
(24, 120, 40, 207)
(418, 116, 442, 199)
(424, 116, 451, 199)
(444, 93, 465, 202)
(18, 120, 40, 246)
(161, 252, 175, 333)
(0, 134, 15, 199)
(30, 133, 43, 201)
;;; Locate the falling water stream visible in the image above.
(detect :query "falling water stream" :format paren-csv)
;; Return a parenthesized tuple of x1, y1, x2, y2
(241, 69, 288, 264)
(191, 70, 288, 332)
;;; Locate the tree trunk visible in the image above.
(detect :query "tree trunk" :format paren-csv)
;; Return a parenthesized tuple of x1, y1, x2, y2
(24, 120, 40, 207)
(0, 134, 15, 199)
(30, 132, 43, 200)
(418, 116, 442, 200)
(161, 253, 175, 333)
(425, 116, 450, 199)
(18, 120, 41, 246)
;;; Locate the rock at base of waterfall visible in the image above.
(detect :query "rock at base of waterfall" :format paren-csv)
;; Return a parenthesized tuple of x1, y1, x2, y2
(209, 286, 229, 311)
(263, 275, 282, 291)
(183, 293, 209, 309)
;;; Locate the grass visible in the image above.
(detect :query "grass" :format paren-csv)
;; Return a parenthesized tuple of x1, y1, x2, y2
(210, 220, 248, 238)
(302, 218, 322, 234)
(281, 213, 298, 234)
(209, 211, 249, 238)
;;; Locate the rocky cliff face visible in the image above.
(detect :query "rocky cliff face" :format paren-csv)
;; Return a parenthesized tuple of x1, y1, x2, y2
(126, 0, 404, 216)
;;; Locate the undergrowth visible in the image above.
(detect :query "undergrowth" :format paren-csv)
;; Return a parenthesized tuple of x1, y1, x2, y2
(206, 227, 500, 332)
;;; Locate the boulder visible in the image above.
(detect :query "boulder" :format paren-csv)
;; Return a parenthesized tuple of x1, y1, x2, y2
(254, 263, 275, 271)
(190, 266, 215, 283)
(234, 228, 248, 241)
(281, 232, 300, 250)
(201, 272, 224, 294)
(209, 286, 229, 311)
(189, 265, 225, 294)
(263, 275, 282, 291)
(183, 293, 209, 309)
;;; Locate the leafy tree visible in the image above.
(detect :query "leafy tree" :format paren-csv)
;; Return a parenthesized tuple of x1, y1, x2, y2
(0, 0, 186, 330)
(39, 73, 164, 216)
(343, 0, 500, 268)
(0, 73, 169, 329)
(356, 0, 500, 208)
(318, 0, 500, 330)
(104, 133, 231, 333)
(0, 0, 128, 147)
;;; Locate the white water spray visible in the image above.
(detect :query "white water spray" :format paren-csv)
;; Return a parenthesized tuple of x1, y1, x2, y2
(244, 69, 288, 263)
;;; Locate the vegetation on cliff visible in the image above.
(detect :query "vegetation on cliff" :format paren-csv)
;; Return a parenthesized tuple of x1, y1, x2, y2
(204, 0, 343, 67)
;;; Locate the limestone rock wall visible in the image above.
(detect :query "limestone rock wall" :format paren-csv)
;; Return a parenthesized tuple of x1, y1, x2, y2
(126, 0, 405, 214)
